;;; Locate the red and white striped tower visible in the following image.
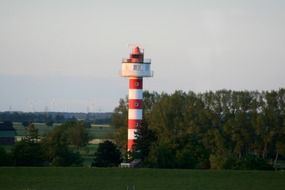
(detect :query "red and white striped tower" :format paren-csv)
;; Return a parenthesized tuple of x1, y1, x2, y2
(121, 46, 153, 152)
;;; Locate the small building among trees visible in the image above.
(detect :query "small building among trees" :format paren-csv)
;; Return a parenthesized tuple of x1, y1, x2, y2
(0, 122, 16, 145)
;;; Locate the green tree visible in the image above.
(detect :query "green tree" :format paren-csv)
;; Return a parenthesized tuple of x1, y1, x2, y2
(11, 123, 45, 166)
(146, 142, 176, 168)
(112, 98, 128, 129)
(112, 98, 128, 155)
(65, 121, 89, 149)
(24, 123, 39, 142)
(12, 141, 45, 166)
(42, 121, 86, 166)
(0, 147, 12, 166)
(113, 89, 285, 169)
(133, 121, 157, 161)
(92, 140, 122, 167)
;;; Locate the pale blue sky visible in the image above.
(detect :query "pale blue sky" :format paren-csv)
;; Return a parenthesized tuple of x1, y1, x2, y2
(0, 0, 285, 112)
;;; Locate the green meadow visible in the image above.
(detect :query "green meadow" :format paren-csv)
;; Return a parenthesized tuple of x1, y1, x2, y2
(0, 168, 284, 190)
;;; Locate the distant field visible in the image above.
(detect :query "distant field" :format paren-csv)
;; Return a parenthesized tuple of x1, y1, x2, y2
(13, 122, 60, 136)
(12, 122, 113, 139)
(87, 124, 114, 139)
(0, 168, 284, 190)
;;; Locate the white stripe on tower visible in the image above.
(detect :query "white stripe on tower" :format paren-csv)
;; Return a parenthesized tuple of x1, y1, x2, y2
(129, 89, 143, 99)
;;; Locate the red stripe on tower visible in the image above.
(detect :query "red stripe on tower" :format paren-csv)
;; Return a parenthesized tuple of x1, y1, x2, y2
(128, 139, 135, 151)
(128, 99, 143, 109)
(129, 78, 143, 89)
(128, 120, 142, 129)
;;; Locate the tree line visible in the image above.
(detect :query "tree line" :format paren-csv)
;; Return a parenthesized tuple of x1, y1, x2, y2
(0, 112, 112, 125)
(112, 89, 285, 169)
(0, 121, 88, 166)
(0, 121, 122, 167)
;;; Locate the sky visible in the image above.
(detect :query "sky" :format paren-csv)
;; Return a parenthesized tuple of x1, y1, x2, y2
(0, 0, 285, 112)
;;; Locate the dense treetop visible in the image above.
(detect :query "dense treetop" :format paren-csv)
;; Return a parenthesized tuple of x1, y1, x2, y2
(112, 89, 285, 169)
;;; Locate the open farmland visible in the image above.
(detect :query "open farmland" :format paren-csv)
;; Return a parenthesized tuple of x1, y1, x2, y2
(87, 124, 114, 139)
(0, 168, 285, 190)
(13, 122, 54, 136)
(12, 122, 113, 140)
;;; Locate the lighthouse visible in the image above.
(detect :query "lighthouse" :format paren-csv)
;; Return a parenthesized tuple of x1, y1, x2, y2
(121, 46, 153, 153)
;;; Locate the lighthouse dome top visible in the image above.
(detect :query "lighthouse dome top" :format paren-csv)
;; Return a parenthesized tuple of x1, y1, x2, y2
(132, 46, 142, 54)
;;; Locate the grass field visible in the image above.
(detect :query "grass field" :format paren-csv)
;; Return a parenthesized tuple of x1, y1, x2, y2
(0, 168, 284, 190)
(87, 124, 114, 139)
(13, 122, 58, 136)
(12, 122, 113, 139)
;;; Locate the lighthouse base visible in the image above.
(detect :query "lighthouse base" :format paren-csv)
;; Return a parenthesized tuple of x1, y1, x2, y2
(119, 159, 142, 168)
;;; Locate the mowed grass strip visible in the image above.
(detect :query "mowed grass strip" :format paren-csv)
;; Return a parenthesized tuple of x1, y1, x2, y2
(0, 168, 285, 190)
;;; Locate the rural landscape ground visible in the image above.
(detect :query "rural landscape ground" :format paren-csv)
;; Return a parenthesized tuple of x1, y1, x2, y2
(1, 112, 285, 190)
(0, 167, 285, 190)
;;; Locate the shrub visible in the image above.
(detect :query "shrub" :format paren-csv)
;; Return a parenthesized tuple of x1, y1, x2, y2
(92, 141, 122, 167)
